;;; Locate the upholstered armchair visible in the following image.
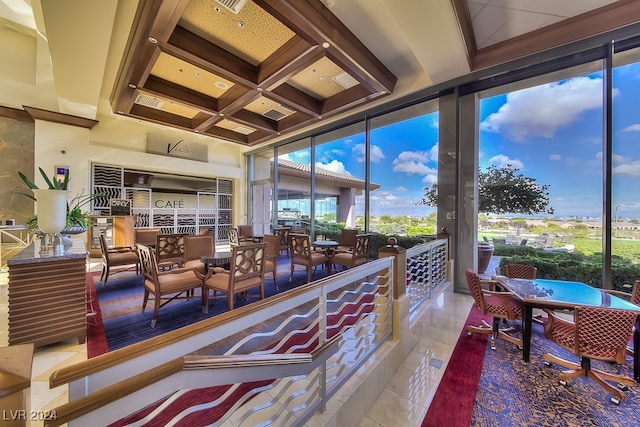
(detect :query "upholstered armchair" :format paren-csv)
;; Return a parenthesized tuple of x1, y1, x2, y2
(202, 242, 266, 312)
(99, 234, 139, 286)
(465, 268, 523, 351)
(136, 243, 204, 328)
(184, 234, 215, 276)
(332, 233, 371, 271)
(543, 306, 637, 404)
(155, 233, 186, 270)
(289, 233, 330, 284)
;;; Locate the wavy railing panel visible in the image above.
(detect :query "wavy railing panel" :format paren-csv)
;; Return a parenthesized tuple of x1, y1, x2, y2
(406, 239, 449, 315)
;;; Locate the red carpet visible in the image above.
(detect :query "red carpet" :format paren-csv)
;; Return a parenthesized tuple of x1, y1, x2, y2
(421, 306, 488, 427)
(86, 272, 109, 358)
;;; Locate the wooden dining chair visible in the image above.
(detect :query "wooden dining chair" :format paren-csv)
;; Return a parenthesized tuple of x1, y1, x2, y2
(336, 228, 358, 253)
(289, 233, 330, 284)
(263, 234, 280, 291)
(155, 233, 186, 270)
(183, 234, 215, 275)
(274, 227, 292, 258)
(202, 242, 266, 312)
(332, 233, 371, 271)
(99, 234, 139, 286)
(136, 243, 204, 328)
(465, 269, 523, 351)
(543, 306, 637, 404)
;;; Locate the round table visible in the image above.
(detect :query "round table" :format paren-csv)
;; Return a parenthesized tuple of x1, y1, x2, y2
(200, 251, 232, 271)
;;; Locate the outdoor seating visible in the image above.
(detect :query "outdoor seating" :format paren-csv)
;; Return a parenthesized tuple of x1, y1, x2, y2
(332, 233, 371, 271)
(542, 306, 638, 404)
(99, 234, 139, 286)
(202, 242, 266, 312)
(289, 233, 330, 283)
(465, 269, 523, 351)
(504, 264, 537, 280)
(136, 243, 203, 328)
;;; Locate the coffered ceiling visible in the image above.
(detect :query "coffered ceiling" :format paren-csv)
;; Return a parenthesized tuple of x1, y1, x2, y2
(110, 0, 397, 147)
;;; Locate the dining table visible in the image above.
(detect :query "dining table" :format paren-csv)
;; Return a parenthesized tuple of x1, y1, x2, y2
(494, 276, 640, 381)
(200, 250, 232, 272)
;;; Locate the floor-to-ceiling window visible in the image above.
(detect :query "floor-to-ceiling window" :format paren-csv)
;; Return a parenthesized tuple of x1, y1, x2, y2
(314, 122, 366, 236)
(478, 61, 606, 279)
(612, 45, 640, 284)
(275, 138, 311, 231)
(369, 100, 439, 237)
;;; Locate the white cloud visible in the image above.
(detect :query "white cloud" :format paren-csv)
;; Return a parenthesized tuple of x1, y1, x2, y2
(392, 150, 437, 175)
(595, 151, 627, 164)
(480, 76, 613, 141)
(395, 186, 408, 192)
(488, 154, 524, 170)
(549, 154, 561, 160)
(353, 143, 385, 163)
(281, 149, 310, 162)
(316, 160, 351, 175)
(422, 174, 438, 184)
(622, 124, 640, 132)
(370, 191, 398, 202)
(613, 161, 640, 178)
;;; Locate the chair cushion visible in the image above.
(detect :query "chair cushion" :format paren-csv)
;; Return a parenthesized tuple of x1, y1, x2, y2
(547, 321, 575, 352)
(109, 252, 139, 265)
(145, 270, 202, 294)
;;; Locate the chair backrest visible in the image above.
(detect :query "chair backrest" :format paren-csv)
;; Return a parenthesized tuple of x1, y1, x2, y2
(99, 234, 109, 261)
(184, 234, 214, 262)
(352, 233, 371, 264)
(492, 238, 506, 245)
(631, 280, 640, 306)
(156, 233, 185, 264)
(136, 243, 160, 285)
(290, 233, 312, 260)
(274, 227, 291, 248)
(574, 305, 637, 363)
(465, 269, 486, 313)
(519, 238, 528, 246)
(228, 228, 240, 246)
(504, 263, 537, 279)
(237, 225, 253, 240)
(228, 243, 266, 285)
(339, 228, 358, 247)
(135, 228, 161, 246)
(263, 234, 279, 262)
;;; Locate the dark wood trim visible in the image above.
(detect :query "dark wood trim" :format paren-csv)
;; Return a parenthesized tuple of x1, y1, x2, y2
(450, 0, 476, 68)
(472, 0, 640, 70)
(22, 106, 98, 129)
(0, 105, 32, 122)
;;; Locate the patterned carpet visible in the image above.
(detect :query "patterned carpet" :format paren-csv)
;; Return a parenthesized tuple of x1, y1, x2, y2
(87, 256, 332, 355)
(470, 314, 639, 426)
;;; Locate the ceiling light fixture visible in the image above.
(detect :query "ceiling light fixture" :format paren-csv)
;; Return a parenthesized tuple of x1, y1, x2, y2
(237, 21, 245, 28)
(322, 42, 330, 48)
(148, 37, 158, 44)
(128, 84, 137, 89)
(257, 87, 263, 92)
(214, 81, 229, 89)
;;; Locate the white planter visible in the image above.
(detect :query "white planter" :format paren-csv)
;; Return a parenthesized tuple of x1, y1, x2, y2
(32, 189, 68, 234)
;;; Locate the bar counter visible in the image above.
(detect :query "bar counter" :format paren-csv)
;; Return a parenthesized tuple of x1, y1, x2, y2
(7, 239, 88, 347)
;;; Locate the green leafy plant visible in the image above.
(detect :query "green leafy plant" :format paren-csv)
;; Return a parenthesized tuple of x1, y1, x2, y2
(17, 167, 100, 233)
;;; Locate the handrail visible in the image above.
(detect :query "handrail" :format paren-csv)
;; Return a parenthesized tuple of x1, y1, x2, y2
(45, 334, 341, 427)
(49, 276, 321, 388)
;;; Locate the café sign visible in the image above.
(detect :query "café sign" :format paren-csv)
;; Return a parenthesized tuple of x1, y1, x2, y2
(147, 133, 208, 162)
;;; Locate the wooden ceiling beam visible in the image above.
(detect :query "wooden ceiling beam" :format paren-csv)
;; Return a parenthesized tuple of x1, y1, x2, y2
(144, 75, 219, 114)
(269, 83, 322, 117)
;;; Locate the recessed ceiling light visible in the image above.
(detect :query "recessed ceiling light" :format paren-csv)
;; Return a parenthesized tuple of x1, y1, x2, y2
(214, 6, 221, 12)
(194, 72, 200, 77)
(148, 37, 157, 44)
(257, 87, 263, 92)
(214, 81, 229, 89)
(219, 113, 225, 117)
(237, 21, 245, 28)
(322, 42, 330, 48)
(128, 83, 137, 89)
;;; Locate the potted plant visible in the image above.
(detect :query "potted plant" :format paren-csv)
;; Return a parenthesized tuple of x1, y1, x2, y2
(17, 167, 98, 235)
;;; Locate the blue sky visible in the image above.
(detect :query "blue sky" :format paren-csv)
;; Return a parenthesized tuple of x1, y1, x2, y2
(280, 61, 640, 219)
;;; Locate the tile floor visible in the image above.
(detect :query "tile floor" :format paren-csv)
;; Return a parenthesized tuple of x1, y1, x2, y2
(0, 259, 475, 427)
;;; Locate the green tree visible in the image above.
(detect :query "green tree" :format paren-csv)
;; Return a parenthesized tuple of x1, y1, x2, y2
(420, 164, 553, 215)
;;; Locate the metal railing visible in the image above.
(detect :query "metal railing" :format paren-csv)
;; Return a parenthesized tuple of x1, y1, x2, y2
(48, 257, 394, 427)
(406, 238, 449, 316)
